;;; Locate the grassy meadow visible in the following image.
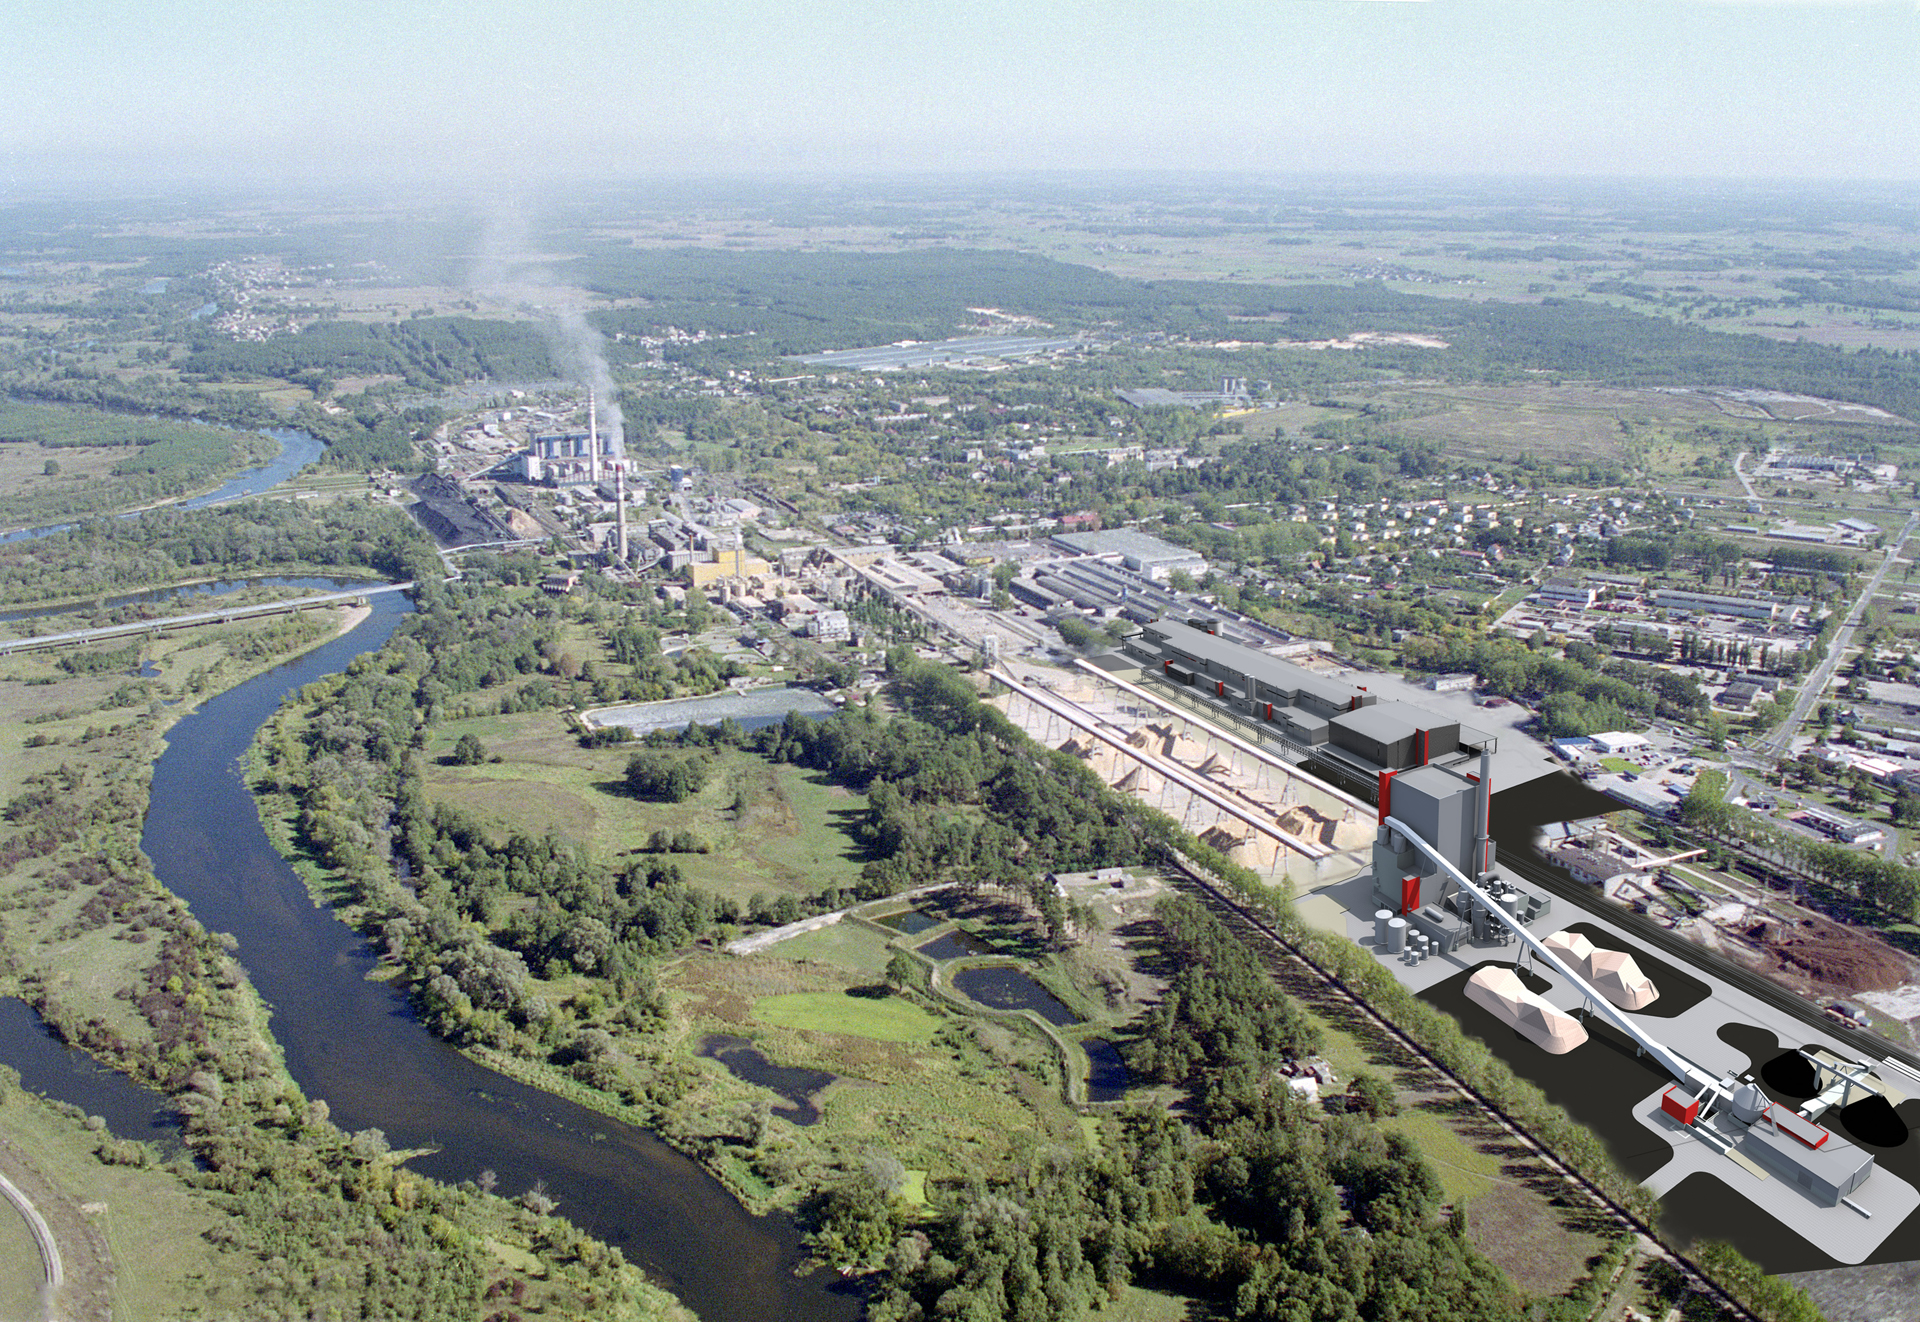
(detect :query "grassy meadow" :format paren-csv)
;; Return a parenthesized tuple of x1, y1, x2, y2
(422, 713, 873, 904)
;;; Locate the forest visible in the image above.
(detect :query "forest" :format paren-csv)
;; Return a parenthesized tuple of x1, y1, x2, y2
(180, 316, 555, 390)
(0, 497, 439, 604)
(861, 897, 1526, 1322)
(567, 245, 1920, 424)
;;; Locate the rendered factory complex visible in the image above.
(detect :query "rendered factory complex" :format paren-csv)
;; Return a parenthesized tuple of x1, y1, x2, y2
(1121, 618, 1920, 1267)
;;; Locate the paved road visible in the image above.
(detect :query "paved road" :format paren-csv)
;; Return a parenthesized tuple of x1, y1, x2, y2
(0, 583, 411, 656)
(1733, 450, 1761, 503)
(0, 1167, 62, 1309)
(1754, 511, 1919, 759)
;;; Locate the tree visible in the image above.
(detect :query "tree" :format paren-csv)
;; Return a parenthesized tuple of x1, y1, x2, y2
(885, 949, 918, 994)
(1346, 1072, 1400, 1119)
(625, 748, 713, 802)
(450, 732, 487, 765)
(42, 458, 59, 476)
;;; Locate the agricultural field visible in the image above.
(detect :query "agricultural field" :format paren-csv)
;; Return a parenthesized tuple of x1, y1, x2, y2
(422, 716, 874, 905)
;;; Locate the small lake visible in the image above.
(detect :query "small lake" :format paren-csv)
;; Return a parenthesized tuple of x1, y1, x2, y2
(0, 998, 182, 1149)
(1082, 1038, 1129, 1103)
(872, 909, 940, 935)
(698, 1035, 835, 1127)
(952, 966, 1081, 1026)
(585, 686, 835, 736)
(917, 928, 996, 961)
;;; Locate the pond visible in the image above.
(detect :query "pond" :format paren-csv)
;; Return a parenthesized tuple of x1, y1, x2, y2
(698, 1035, 836, 1127)
(952, 966, 1081, 1027)
(917, 928, 996, 961)
(872, 909, 940, 935)
(1082, 1038, 1129, 1103)
(585, 686, 835, 737)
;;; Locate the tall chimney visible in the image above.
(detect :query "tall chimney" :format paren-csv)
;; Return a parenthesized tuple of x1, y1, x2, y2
(587, 390, 600, 486)
(1476, 747, 1494, 878)
(615, 461, 629, 564)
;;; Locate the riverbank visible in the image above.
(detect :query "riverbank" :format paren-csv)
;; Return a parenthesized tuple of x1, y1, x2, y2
(0, 592, 693, 1320)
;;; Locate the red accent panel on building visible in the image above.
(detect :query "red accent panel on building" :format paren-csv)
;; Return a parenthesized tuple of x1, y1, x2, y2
(1377, 770, 1394, 823)
(1660, 1086, 1700, 1126)
(1415, 728, 1429, 765)
(1264, 702, 1273, 721)
(1400, 875, 1420, 914)
(1216, 680, 1225, 698)
(1768, 1106, 1829, 1149)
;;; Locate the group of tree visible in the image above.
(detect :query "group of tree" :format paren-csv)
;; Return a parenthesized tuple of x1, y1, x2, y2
(1681, 771, 1920, 920)
(862, 898, 1520, 1322)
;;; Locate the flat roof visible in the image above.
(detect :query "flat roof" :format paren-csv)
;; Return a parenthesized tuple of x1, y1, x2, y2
(1146, 619, 1361, 705)
(1053, 528, 1205, 565)
(793, 335, 1084, 370)
(1334, 701, 1451, 746)
(1392, 762, 1475, 798)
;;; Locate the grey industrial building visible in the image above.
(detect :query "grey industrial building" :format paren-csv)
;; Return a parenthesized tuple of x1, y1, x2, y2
(1120, 618, 1496, 786)
(1049, 529, 1209, 583)
(1119, 618, 1532, 932)
(1651, 588, 1781, 621)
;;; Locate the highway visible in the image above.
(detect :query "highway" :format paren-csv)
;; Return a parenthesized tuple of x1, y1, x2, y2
(1754, 510, 1918, 759)
(0, 583, 412, 656)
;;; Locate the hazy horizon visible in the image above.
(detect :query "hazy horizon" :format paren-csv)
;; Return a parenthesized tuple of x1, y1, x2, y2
(5, 0, 1918, 194)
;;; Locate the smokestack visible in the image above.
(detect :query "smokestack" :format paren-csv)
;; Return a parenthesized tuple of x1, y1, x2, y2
(1476, 747, 1494, 878)
(616, 461, 629, 564)
(588, 390, 600, 486)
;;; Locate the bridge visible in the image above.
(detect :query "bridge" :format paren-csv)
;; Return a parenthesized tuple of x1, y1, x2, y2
(0, 583, 414, 655)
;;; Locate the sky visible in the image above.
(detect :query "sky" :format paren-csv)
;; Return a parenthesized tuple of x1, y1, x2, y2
(4, 0, 1918, 188)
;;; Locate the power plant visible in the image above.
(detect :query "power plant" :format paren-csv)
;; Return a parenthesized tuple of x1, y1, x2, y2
(1123, 614, 1918, 1255)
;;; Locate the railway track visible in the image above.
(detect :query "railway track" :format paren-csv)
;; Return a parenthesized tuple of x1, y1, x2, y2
(1165, 855, 1770, 1322)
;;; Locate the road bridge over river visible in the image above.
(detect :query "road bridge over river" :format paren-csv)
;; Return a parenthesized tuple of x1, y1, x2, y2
(0, 583, 413, 656)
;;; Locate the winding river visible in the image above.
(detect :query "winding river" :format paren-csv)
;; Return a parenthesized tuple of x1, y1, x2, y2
(0, 424, 327, 544)
(129, 595, 857, 1321)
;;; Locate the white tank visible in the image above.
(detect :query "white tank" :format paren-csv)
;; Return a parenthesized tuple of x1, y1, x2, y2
(1730, 1082, 1768, 1125)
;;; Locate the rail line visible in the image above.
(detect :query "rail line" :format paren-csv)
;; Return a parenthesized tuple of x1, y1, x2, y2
(1163, 853, 1769, 1322)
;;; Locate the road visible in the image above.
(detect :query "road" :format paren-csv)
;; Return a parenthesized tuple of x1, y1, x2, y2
(1754, 510, 1919, 759)
(0, 583, 412, 656)
(1733, 449, 1761, 503)
(0, 1167, 63, 1312)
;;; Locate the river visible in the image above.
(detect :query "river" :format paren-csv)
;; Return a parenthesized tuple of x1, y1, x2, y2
(121, 594, 856, 1321)
(1, 424, 327, 544)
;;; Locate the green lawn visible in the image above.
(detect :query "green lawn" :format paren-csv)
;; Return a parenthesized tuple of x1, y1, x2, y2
(423, 715, 872, 904)
(764, 921, 896, 976)
(0, 1090, 233, 1322)
(751, 992, 936, 1042)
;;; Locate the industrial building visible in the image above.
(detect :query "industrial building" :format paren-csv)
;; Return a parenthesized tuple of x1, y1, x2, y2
(1048, 529, 1208, 583)
(1651, 588, 1781, 621)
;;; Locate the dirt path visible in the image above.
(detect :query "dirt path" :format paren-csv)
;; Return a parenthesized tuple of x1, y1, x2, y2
(0, 1135, 114, 1322)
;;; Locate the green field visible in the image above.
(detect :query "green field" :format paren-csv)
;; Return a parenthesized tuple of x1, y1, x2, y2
(424, 714, 872, 903)
(0, 1089, 233, 1321)
(751, 991, 937, 1042)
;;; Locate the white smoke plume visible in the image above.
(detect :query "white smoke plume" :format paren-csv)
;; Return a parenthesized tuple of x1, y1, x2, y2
(469, 200, 623, 456)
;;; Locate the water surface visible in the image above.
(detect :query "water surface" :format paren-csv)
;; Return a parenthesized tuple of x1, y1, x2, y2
(137, 595, 856, 1322)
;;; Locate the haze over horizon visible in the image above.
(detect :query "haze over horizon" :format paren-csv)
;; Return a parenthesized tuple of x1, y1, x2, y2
(5, 0, 1918, 193)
